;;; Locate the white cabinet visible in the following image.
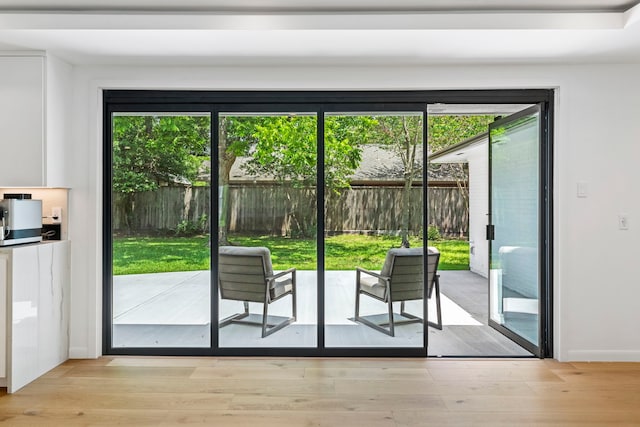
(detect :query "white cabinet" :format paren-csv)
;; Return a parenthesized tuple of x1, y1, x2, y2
(0, 55, 45, 187)
(0, 241, 70, 393)
(0, 256, 6, 382)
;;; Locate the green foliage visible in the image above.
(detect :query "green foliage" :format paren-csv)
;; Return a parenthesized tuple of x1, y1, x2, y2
(112, 115, 210, 194)
(370, 114, 424, 176)
(242, 115, 319, 186)
(218, 114, 378, 239)
(427, 225, 441, 241)
(224, 115, 376, 191)
(324, 115, 378, 189)
(428, 115, 496, 152)
(175, 214, 209, 237)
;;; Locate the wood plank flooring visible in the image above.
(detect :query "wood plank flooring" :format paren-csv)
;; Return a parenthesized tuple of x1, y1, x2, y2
(2, 357, 640, 426)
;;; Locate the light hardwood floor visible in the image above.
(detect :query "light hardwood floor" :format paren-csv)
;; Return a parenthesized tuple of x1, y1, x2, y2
(2, 357, 640, 426)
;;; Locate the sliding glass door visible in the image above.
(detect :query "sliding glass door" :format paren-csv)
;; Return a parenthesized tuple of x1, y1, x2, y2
(103, 90, 553, 358)
(217, 112, 317, 348)
(323, 112, 425, 348)
(109, 112, 211, 349)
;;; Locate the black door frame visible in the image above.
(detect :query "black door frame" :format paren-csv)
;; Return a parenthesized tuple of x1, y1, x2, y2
(103, 89, 554, 358)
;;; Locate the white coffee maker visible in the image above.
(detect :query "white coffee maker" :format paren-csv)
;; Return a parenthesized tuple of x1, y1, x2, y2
(0, 194, 43, 246)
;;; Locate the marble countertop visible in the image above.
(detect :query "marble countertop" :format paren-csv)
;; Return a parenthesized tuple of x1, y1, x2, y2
(0, 240, 68, 251)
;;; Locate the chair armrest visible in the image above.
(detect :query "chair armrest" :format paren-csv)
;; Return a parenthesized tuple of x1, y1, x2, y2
(267, 268, 296, 280)
(356, 267, 388, 281)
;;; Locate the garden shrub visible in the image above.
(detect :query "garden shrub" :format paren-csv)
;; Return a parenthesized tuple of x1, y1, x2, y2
(427, 225, 441, 241)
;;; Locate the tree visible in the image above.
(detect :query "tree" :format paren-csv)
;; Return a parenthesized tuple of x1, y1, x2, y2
(371, 115, 423, 247)
(112, 115, 210, 233)
(428, 115, 496, 153)
(428, 115, 496, 233)
(220, 114, 375, 238)
(369, 115, 496, 245)
(218, 116, 255, 244)
(242, 115, 375, 189)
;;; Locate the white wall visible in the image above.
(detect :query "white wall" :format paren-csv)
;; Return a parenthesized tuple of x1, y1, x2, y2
(66, 63, 640, 362)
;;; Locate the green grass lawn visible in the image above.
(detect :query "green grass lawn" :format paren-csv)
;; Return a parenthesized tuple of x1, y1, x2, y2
(112, 236, 212, 275)
(112, 234, 469, 275)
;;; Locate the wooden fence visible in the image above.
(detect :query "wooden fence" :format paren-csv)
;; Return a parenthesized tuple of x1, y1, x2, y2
(113, 184, 468, 237)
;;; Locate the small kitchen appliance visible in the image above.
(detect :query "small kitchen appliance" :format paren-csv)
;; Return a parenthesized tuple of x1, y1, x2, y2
(0, 194, 43, 246)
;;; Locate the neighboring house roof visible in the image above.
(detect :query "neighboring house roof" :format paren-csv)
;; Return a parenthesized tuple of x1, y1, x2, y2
(228, 144, 462, 183)
(429, 132, 488, 164)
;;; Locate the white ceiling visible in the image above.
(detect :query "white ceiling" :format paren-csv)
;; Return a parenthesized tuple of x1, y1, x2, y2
(0, 1, 639, 66)
(0, 0, 638, 12)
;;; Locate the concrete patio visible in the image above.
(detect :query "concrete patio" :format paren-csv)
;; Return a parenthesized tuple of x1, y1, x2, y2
(112, 270, 531, 356)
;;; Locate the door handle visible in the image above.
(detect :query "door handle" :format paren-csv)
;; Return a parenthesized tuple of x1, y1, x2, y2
(486, 224, 495, 241)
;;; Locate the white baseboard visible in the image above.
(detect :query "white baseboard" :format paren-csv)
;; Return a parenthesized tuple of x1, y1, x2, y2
(565, 350, 640, 362)
(68, 347, 90, 359)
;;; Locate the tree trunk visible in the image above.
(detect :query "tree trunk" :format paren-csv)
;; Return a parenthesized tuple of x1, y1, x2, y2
(399, 116, 419, 248)
(218, 118, 236, 246)
(400, 177, 412, 248)
(116, 192, 136, 236)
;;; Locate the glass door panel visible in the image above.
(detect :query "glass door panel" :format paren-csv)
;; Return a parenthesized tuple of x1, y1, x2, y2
(111, 113, 211, 348)
(488, 105, 541, 354)
(217, 113, 317, 348)
(324, 112, 424, 348)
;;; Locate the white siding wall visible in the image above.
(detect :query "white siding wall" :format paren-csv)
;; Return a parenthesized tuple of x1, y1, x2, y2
(467, 145, 489, 278)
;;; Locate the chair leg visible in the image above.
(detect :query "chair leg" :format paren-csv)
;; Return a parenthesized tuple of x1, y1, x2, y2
(261, 300, 296, 338)
(354, 276, 396, 336)
(387, 298, 395, 337)
(219, 301, 251, 327)
(428, 275, 443, 330)
(354, 295, 394, 336)
(355, 271, 361, 320)
(261, 279, 296, 338)
(292, 272, 297, 321)
(261, 298, 270, 338)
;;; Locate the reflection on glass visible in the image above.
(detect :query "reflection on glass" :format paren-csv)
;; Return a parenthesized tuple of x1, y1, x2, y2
(218, 113, 317, 348)
(111, 113, 211, 348)
(324, 113, 424, 348)
(489, 111, 540, 346)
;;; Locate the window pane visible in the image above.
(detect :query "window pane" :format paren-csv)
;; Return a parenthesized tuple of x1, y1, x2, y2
(324, 113, 424, 348)
(111, 113, 211, 348)
(218, 113, 317, 348)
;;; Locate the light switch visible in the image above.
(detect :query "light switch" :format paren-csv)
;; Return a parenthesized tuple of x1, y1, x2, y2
(51, 207, 62, 224)
(619, 214, 629, 230)
(577, 182, 588, 198)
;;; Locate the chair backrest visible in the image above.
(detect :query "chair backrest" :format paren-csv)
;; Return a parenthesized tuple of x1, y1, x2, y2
(379, 247, 440, 302)
(218, 246, 274, 303)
